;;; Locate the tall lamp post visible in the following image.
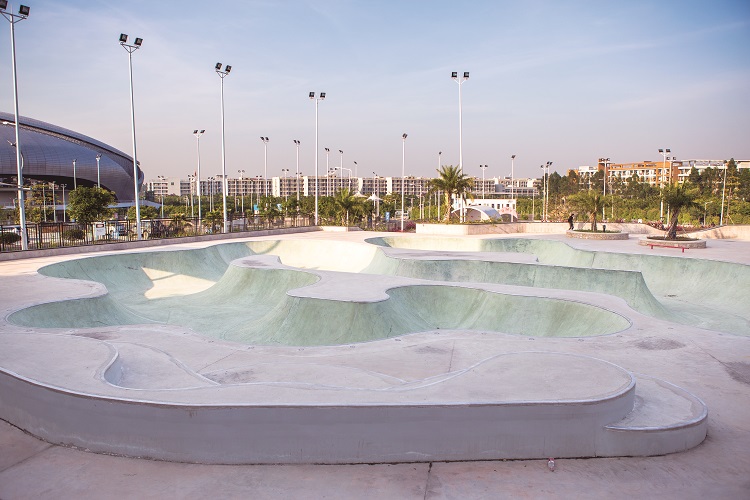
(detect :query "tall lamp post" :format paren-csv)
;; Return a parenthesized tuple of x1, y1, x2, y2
(119, 33, 143, 240)
(510, 154, 516, 199)
(293, 140, 300, 204)
(281, 168, 289, 203)
(260, 136, 269, 197)
(401, 133, 407, 232)
(215, 63, 231, 233)
(193, 129, 205, 220)
(720, 162, 727, 226)
(480, 164, 488, 199)
(237, 169, 245, 216)
(658, 148, 671, 221)
(600, 157, 610, 221)
(95, 153, 101, 188)
(309, 91, 326, 225)
(72, 159, 77, 189)
(1, 1, 30, 250)
(324, 148, 330, 196)
(451, 71, 469, 222)
(338, 149, 344, 191)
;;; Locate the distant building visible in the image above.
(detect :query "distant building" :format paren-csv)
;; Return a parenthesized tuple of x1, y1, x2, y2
(0, 112, 143, 205)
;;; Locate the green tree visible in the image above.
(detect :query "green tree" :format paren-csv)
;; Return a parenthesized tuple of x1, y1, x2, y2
(427, 165, 474, 222)
(127, 205, 158, 220)
(569, 191, 606, 231)
(662, 184, 701, 239)
(67, 187, 115, 225)
(333, 188, 360, 226)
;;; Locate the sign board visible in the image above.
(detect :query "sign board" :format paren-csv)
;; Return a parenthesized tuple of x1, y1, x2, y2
(93, 222, 107, 240)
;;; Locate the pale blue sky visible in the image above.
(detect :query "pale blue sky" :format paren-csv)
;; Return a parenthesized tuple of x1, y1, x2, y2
(1, 0, 748, 181)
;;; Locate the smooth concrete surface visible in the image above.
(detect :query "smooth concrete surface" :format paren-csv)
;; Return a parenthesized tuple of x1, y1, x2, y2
(1, 231, 749, 497)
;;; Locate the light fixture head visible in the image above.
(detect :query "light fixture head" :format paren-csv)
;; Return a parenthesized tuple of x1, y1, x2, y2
(402, 133, 408, 139)
(193, 129, 198, 134)
(19, 4, 30, 16)
(451, 71, 458, 79)
(511, 154, 516, 159)
(320, 92, 326, 99)
(463, 72, 469, 79)
(309, 92, 315, 99)
(658, 148, 663, 153)
(119, 33, 128, 43)
(134, 37, 143, 46)
(325, 148, 330, 152)
(339, 150, 343, 154)
(666, 148, 671, 153)
(225, 65, 232, 73)
(0, 1, 7, 11)
(215, 62, 222, 70)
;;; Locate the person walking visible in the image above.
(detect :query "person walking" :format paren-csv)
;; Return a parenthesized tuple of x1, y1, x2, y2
(568, 213, 574, 230)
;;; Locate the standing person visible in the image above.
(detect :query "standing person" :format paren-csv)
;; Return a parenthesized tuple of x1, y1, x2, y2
(568, 213, 574, 230)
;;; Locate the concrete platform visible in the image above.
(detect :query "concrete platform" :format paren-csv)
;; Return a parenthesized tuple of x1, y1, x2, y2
(1, 230, 749, 498)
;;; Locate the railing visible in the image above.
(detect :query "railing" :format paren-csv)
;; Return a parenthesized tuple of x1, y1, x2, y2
(0, 215, 313, 253)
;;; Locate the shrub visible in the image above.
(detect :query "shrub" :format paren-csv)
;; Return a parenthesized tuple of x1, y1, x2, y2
(62, 228, 85, 241)
(0, 231, 21, 244)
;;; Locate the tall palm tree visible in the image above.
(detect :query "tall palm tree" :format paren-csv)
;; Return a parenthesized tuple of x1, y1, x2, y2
(570, 191, 606, 231)
(662, 184, 700, 239)
(427, 165, 474, 222)
(333, 188, 358, 226)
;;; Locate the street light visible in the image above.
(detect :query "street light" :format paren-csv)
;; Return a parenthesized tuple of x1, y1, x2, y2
(237, 169, 246, 216)
(658, 148, 671, 221)
(216, 63, 231, 233)
(72, 159, 77, 189)
(60, 183, 66, 222)
(2, 2, 31, 249)
(324, 147, 330, 196)
(451, 71, 469, 222)
(260, 136, 269, 197)
(293, 140, 301, 204)
(720, 162, 727, 226)
(310, 91, 326, 225)
(480, 164, 488, 199)
(95, 154, 101, 188)
(401, 133, 407, 232)
(193, 129, 205, 220)
(119, 32, 143, 240)
(599, 157, 610, 222)
(281, 168, 289, 202)
(511, 155, 516, 199)
(338, 149, 344, 192)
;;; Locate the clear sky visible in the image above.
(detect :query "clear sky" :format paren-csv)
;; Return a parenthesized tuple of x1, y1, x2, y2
(1, 0, 748, 182)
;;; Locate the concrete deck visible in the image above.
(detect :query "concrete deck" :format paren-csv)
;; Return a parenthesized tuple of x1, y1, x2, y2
(1, 231, 749, 498)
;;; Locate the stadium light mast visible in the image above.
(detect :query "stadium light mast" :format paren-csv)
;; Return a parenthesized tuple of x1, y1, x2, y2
(119, 32, 143, 240)
(215, 62, 231, 233)
(310, 91, 325, 225)
(1, 1, 31, 250)
(193, 129, 205, 219)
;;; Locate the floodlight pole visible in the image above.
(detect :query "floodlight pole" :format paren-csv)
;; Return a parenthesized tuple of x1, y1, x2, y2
(119, 33, 143, 240)
(2, 3, 30, 250)
(658, 148, 671, 221)
(401, 133, 407, 232)
(193, 130, 204, 220)
(480, 164, 488, 199)
(451, 71, 469, 222)
(95, 154, 101, 188)
(72, 159, 77, 189)
(310, 92, 325, 225)
(260, 137, 269, 197)
(720, 162, 727, 226)
(216, 63, 231, 233)
(511, 155, 516, 200)
(293, 140, 300, 204)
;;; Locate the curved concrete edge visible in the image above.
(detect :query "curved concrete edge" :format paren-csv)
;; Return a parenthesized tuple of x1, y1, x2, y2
(0, 366, 636, 464)
(638, 237, 707, 249)
(566, 230, 629, 240)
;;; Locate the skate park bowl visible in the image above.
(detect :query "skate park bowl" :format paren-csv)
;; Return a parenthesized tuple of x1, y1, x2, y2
(0, 235, 729, 464)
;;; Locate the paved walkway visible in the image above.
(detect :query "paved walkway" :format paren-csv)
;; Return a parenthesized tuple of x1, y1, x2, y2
(1, 231, 749, 499)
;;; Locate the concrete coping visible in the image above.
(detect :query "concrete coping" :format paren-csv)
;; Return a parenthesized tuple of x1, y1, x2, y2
(566, 230, 629, 240)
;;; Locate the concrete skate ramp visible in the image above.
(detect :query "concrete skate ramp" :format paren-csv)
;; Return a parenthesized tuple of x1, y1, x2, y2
(9, 242, 630, 345)
(368, 236, 750, 335)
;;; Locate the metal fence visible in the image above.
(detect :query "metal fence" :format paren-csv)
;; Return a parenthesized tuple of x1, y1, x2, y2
(0, 215, 313, 253)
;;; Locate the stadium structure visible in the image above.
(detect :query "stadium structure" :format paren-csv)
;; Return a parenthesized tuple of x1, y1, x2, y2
(0, 111, 142, 203)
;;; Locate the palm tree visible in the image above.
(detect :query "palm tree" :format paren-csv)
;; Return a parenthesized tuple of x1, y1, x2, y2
(662, 184, 700, 239)
(427, 165, 474, 222)
(333, 188, 358, 226)
(570, 191, 606, 231)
